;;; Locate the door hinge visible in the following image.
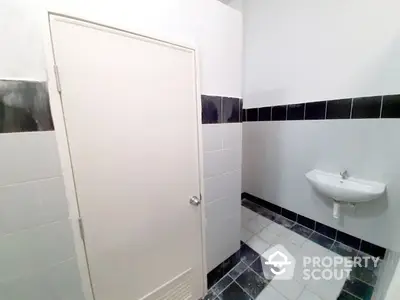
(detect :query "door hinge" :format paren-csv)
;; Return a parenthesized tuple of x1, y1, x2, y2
(54, 65, 62, 94)
(78, 217, 85, 241)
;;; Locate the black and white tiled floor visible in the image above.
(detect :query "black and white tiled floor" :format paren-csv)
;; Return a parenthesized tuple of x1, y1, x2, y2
(205, 199, 381, 300)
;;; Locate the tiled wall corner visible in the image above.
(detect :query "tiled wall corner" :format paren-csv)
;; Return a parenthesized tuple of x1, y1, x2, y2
(202, 95, 243, 273)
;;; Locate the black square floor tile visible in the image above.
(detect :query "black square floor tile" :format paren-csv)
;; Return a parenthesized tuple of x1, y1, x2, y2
(219, 282, 252, 300)
(274, 215, 295, 229)
(337, 291, 361, 300)
(202, 95, 221, 124)
(207, 263, 225, 289)
(351, 96, 382, 119)
(259, 209, 278, 222)
(360, 241, 386, 259)
(204, 289, 218, 300)
(315, 222, 337, 239)
(305, 101, 326, 120)
(336, 231, 361, 250)
(228, 262, 248, 280)
(326, 99, 352, 119)
(343, 277, 374, 300)
(239, 243, 259, 266)
(236, 269, 268, 299)
(351, 263, 380, 287)
(212, 275, 233, 295)
(297, 215, 316, 230)
(290, 224, 313, 238)
(382, 94, 400, 118)
(222, 97, 240, 123)
(249, 256, 276, 281)
(331, 241, 358, 258)
(309, 232, 334, 249)
(287, 103, 305, 120)
(259, 106, 271, 121)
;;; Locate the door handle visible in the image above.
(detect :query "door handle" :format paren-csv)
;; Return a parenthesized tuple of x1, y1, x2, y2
(189, 196, 201, 206)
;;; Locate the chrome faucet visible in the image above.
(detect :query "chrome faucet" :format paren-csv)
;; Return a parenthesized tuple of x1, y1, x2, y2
(340, 170, 349, 180)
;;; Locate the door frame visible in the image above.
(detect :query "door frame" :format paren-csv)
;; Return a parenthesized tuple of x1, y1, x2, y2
(42, 12, 207, 300)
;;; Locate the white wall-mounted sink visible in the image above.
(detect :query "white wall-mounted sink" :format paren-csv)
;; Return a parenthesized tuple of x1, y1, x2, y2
(305, 169, 386, 203)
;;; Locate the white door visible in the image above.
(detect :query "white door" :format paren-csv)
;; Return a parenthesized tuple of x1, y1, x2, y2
(50, 15, 204, 300)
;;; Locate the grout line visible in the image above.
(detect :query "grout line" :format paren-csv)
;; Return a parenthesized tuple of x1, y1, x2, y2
(379, 95, 384, 118)
(342, 289, 363, 300)
(234, 280, 255, 300)
(285, 105, 288, 120)
(324, 100, 328, 119)
(350, 98, 354, 118)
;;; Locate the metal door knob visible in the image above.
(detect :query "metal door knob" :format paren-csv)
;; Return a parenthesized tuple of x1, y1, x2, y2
(189, 196, 201, 206)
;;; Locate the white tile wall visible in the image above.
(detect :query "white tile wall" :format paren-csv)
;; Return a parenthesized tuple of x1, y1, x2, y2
(242, 120, 400, 251)
(0, 132, 84, 299)
(203, 123, 242, 271)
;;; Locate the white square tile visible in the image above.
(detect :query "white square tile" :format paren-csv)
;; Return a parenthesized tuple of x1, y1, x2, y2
(247, 235, 270, 254)
(0, 132, 62, 186)
(243, 218, 265, 234)
(222, 123, 242, 150)
(222, 149, 242, 173)
(241, 227, 253, 242)
(203, 150, 225, 178)
(306, 278, 342, 300)
(241, 207, 258, 222)
(273, 236, 301, 255)
(270, 278, 305, 300)
(0, 220, 76, 281)
(256, 215, 272, 227)
(258, 227, 280, 244)
(297, 289, 322, 300)
(202, 124, 223, 152)
(287, 232, 307, 247)
(300, 240, 328, 257)
(256, 285, 287, 300)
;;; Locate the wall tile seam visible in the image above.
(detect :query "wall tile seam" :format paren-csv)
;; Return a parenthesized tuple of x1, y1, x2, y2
(0, 256, 76, 285)
(0, 175, 64, 189)
(204, 168, 242, 180)
(0, 219, 70, 239)
(205, 194, 242, 205)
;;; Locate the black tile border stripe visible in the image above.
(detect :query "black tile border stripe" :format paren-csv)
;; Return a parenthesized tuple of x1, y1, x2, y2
(201, 94, 242, 124)
(241, 192, 387, 259)
(243, 94, 400, 122)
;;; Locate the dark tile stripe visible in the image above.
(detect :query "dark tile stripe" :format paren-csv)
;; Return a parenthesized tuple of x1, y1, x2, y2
(202, 95, 222, 124)
(259, 107, 271, 121)
(246, 108, 258, 122)
(242, 192, 386, 258)
(305, 101, 326, 120)
(336, 231, 362, 250)
(271, 105, 287, 121)
(241, 94, 400, 122)
(326, 99, 352, 119)
(222, 97, 240, 123)
(382, 94, 400, 118)
(351, 96, 382, 119)
(287, 103, 305, 120)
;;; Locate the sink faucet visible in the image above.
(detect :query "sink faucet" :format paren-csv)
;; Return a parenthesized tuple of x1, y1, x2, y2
(340, 170, 349, 180)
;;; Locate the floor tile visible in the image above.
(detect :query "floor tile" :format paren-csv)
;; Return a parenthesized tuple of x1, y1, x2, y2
(204, 289, 218, 300)
(212, 275, 234, 295)
(219, 282, 252, 300)
(274, 215, 295, 229)
(236, 268, 268, 299)
(207, 263, 225, 288)
(272, 235, 302, 255)
(243, 218, 265, 234)
(337, 291, 361, 300)
(290, 224, 313, 238)
(287, 231, 307, 247)
(259, 209, 278, 221)
(309, 232, 334, 250)
(270, 278, 305, 300)
(228, 262, 248, 280)
(256, 215, 272, 227)
(351, 262, 380, 286)
(258, 227, 280, 245)
(242, 207, 258, 222)
(306, 278, 343, 300)
(356, 252, 382, 272)
(255, 285, 287, 300)
(297, 289, 322, 300)
(242, 200, 262, 214)
(249, 256, 276, 281)
(240, 243, 260, 266)
(301, 240, 329, 257)
(241, 227, 253, 242)
(247, 235, 270, 254)
(343, 276, 374, 300)
(331, 241, 358, 258)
